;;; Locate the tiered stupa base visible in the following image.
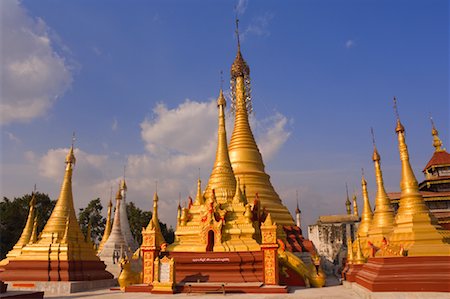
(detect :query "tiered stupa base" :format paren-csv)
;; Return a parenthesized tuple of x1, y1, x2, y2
(354, 256, 450, 292)
(0, 260, 113, 282)
(345, 264, 364, 282)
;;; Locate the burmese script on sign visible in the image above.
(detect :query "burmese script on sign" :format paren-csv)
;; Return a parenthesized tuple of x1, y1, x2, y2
(159, 262, 170, 282)
(192, 258, 231, 263)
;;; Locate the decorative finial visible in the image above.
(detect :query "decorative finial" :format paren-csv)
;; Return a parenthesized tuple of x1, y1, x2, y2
(123, 165, 126, 180)
(371, 127, 381, 161)
(72, 131, 76, 148)
(430, 115, 444, 152)
(155, 180, 158, 193)
(361, 168, 365, 178)
(33, 184, 37, 193)
(235, 15, 240, 50)
(393, 97, 405, 133)
(65, 133, 76, 166)
(220, 70, 224, 90)
(393, 97, 400, 119)
(295, 190, 301, 214)
(370, 127, 376, 147)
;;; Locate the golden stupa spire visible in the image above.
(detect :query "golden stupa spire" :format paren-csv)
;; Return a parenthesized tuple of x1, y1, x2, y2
(352, 194, 359, 217)
(358, 169, 373, 238)
(387, 98, 450, 256)
(194, 177, 205, 205)
(98, 187, 113, 253)
(29, 216, 38, 244)
(353, 235, 366, 264)
(15, 187, 37, 247)
(392, 98, 424, 211)
(120, 165, 128, 191)
(145, 191, 165, 248)
(430, 116, 444, 152)
(228, 20, 294, 226)
(345, 183, 351, 215)
(232, 177, 245, 204)
(367, 128, 395, 245)
(204, 82, 237, 202)
(346, 237, 354, 265)
(38, 134, 86, 245)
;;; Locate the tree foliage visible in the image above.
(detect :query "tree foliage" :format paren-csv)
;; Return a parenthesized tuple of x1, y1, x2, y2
(0, 192, 56, 259)
(78, 198, 105, 243)
(126, 202, 174, 245)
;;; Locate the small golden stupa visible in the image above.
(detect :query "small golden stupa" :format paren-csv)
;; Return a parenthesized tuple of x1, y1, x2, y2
(97, 196, 113, 253)
(366, 131, 395, 248)
(0, 141, 113, 282)
(0, 189, 37, 268)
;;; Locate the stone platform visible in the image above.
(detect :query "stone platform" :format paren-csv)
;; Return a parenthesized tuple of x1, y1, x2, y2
(6, 279, 117, 295)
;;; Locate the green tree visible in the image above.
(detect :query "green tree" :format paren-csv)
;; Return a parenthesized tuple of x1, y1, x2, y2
(0, 192, 56, 259)
(127, 201, 151, 245)
(126, 201, 175, 245)
(78, 198, 105, 243)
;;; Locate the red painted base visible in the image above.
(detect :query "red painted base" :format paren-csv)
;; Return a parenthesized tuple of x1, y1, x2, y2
(168, 251, 264, 283)
(0, 291, 44, 298)
(0, 260, 113, 282)
(341, 263, 350, 280)
(279, 266, 306, 286)
(355, 256, 450, 292)
(345, 264, 363, 282)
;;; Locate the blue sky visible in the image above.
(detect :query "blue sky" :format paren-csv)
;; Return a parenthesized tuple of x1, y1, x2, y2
(1, 0, 448, 232)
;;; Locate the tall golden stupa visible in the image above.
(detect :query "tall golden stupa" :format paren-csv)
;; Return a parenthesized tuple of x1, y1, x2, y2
(135, 22, 326, 293)
(0, 141, 113, 284)
(227, 28, 294, 228)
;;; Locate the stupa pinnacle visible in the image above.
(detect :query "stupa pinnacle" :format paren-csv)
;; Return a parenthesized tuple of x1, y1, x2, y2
(367, 129, 394, 246)
(204, 88, 236, 202)
(228, 18, 294, 226)
(357, 170, 373, 240)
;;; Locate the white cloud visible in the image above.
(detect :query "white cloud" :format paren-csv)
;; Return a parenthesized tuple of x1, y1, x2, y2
(5, 131, 21, 143)
(140, 100, 217, 158)
(241, 13, 274, 41)
(39, 148, 108, 186)
(254, 112, 291, 161)
(345, 39, 355, 49)
(0, 0, 72, 125)
(236, 0, 248, 15)
(112, 118, 118, 131)
(24, 150, 37, 162)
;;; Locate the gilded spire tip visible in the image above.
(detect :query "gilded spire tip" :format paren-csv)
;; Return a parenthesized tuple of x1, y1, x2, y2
(371, 127, 381, 161)
(393, 97, 404, 133)
(429, 115, 443, 152)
